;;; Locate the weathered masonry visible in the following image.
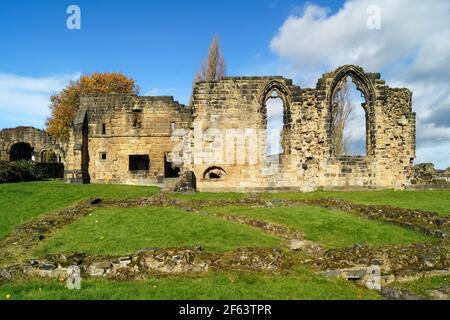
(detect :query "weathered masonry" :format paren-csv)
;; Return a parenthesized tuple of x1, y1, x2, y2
(62, 65, 416, 192)
(0, 126, 65, 178)
(0, 126, 64, 163)
(64, 95, 191, 185)
(188, 65, 416, 192)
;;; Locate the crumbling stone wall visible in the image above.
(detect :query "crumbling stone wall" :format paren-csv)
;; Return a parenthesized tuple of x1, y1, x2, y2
(314, 65, 416, 190)
(64, 94, 191, 185)
(187, 65, 416, 192)
(0, 126, 64, 163)
(65, 65, 416, 191)
(413, 163, 450, 187)
(188, 76, 306, 192)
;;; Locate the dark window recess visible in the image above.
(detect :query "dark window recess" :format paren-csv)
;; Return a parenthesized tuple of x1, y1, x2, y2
(203, 167, 226, 180)
(100, 152, 107, 160)
(209, 172, 221, 179)
(164, 154, 180, 178)
(133, 112, 142, 128)
(129, 155, 150, 171)
(102, 124, 106, 135)
(10, 143, 33, 161)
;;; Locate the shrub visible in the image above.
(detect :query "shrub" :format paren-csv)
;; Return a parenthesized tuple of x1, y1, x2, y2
(0, 161, 43, 183)
(0, 161, 22, 183)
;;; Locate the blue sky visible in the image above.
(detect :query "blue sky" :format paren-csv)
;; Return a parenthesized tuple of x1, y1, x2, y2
(0, 0, 340, 103)
(0, 0, 449, 168)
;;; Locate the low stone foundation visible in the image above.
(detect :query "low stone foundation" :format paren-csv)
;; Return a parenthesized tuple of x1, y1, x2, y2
(0, 247, 287, 283)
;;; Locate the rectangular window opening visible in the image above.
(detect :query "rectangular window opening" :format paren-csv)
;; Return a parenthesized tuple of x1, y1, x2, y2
(100, 152, 107, 161)
(129, 155, 150, 171)
(102, 123, 106, 135)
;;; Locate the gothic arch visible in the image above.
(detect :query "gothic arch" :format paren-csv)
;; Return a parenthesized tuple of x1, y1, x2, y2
(39, 149, 57, 163)
(260, 80, 291, 106)
(259, 80, 292, 155)
(327, 66, 377, 157)
(328, 65, 376, 104)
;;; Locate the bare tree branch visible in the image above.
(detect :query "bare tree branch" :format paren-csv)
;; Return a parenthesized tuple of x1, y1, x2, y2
(194, 35, 226, 84)
(332, 77, 353, 156)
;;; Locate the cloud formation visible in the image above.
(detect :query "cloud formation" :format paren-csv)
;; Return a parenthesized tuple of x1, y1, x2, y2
(0, 73, 80, 129)
(270, 0, 450, 168)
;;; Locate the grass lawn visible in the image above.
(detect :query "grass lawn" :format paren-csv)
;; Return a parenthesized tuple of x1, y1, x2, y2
(1, 182, 447, 300)
(0, 267, 381, 300)
(0, 181, 159, 240)
(261, 190, 450, 215)
(390, 276, 450, 297)
(34, 206, 282, 256)
(206, 206, 433, 248)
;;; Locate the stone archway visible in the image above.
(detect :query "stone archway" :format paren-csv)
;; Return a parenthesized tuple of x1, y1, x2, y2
(259, 80, 292, 155)
(40, 149, 57, 163)
(327, 66, 377, 158)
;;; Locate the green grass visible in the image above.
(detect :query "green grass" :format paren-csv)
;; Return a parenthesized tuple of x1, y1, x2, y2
(206, 206, 433, 248)
(261, 190, 450, 215)
(390, 276, 450, 297)
(34, 206, 281, 256)
(0, 267, 381, 300)
(0, 181, 159, 239)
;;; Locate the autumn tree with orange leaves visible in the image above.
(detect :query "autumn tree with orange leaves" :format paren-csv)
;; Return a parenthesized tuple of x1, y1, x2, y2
(46, 72, 139, 140)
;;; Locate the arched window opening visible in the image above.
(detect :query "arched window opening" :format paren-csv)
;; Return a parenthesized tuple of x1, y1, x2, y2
(265, 90, 284, 157)
(203, 167, 226, 181)
(10, 143, 33, 162)
(331, 76, 368, 157)
(41, 150, 57, 163)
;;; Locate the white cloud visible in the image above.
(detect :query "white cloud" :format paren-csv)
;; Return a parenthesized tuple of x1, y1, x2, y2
(270, 0, 450, 168)
(271, 0, 450, 74)
(0, 73, 80, 129)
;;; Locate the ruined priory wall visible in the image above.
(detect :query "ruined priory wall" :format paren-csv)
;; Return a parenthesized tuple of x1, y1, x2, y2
(64, 94, 190, 185)
(65, 65, 416, 191)
(314, 66, 415, 189)
(0, 126, 63, 162)
(190, 65, 416, 192)
(190, 77, 316, 192)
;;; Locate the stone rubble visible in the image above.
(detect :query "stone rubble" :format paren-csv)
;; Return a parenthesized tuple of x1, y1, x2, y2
(0, 248, 287, 283)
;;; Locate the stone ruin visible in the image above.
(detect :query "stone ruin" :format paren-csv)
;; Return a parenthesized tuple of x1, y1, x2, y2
(63, 95, 191, 185)
(0, 126, 65, 178)
(0, 126, 64, 163)
(0, 65, 418, 192)
(413, 163, 450, 187)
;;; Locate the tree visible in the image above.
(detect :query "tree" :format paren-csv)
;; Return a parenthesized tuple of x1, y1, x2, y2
(46, 72, 139, 140)
(332, 77, 353, 156)
(194, 35, 226, 83)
